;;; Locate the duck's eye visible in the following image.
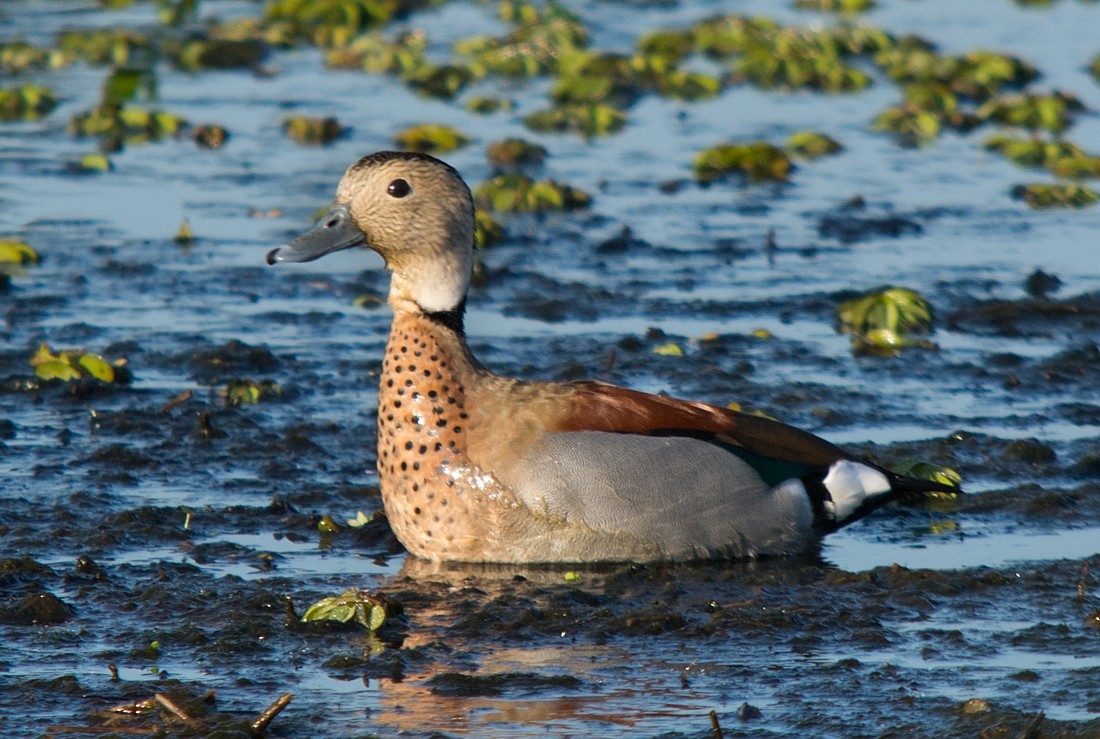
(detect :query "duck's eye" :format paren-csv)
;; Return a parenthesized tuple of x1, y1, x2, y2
(387, 179, 411, 198)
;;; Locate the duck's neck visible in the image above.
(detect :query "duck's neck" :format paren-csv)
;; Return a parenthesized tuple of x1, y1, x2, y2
(375, 303, 485, 559)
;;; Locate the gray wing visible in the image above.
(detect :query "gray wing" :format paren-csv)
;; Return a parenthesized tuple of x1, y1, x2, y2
(505, 430, 816, 561)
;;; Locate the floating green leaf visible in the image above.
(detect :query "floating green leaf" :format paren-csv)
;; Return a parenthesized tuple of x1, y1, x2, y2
(0, 84, 57, 121)
(524, 103, 627, 138)
(58, 29, 153, 67)
(786, 130, 842, 159)
(193, 124, 229, 149)
(976, 91, 1084, 133)
(872, 104, 942, 147)
(29, 343, 129, 384)
(172, 38, 266, 71)
(891, 461, 963, 490)
(393, 124, 469, 153)
(474, 210, 505, 249)
(175, 219, 195, 245)
(693, 141, 792, 183)
(1011, 183, 1100, 209)
(793, 0, 876, 12)
(346, 510, 374, 527)
(474, 174, 591, 213)
(486, 138, 547, 169)
(983, 135, 1100, 177)
(652, 343, 684, 357)
(837, 286, 935, 337)
(283, 116, 344, 144)
(404, 63, 477, 99)
(70, 105, 186, 150)
(76, 153, 113, 172)
(0, 239, 39, 265)
(0, 41, 68, 74)
(466, 96, 513, 114)
(225, 379, 284, 406)
(301, 588, 390, 631)
(77, 354, 116, 383)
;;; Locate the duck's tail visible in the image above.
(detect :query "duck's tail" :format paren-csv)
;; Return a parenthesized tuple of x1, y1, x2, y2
(809, 459, 961, 533)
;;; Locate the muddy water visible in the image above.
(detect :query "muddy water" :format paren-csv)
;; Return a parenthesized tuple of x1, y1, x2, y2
(2, 0, 1100, 736)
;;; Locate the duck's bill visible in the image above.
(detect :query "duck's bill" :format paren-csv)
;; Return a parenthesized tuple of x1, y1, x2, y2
(266, 204, 365, 265)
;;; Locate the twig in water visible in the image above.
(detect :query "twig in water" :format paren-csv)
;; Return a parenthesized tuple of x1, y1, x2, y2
(250, 693, 293, 736)
(154, 693, 201, 730)
(709, 709, 724, 739)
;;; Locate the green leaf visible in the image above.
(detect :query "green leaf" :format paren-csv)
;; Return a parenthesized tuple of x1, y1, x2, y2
(77, 354, 116, 383)
(0, 239, 38, 265)
(652, 342, 684, 357)
(786, 130, 843, 159)
(393, 124, 470, 153)
(35, 359, 82, 382)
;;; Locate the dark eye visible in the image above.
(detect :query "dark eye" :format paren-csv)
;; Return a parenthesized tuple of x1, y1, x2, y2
(387, 179, 410, 198)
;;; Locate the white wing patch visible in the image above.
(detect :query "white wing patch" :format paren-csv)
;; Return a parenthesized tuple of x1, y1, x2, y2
(822, 460, 892, 522)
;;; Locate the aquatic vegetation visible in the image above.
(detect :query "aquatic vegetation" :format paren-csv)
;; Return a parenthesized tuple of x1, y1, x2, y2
(0, 85, 56, 121)
(466, 96, 512, 114)
(838, 286, 934, 335)
(224, 379, 284, 406)
(693, 141, 793, 183)
(652, 342, 684, 357)
(455, 2, 587, 78)
(57, 29, 154, 67)
(0, 42, 67, 74)
(283, 115, 344, 144)
(983, 135, 1100, 177)
(324, 31, 425, 73)
(393, 123, 469, 153)
(793, 0, 876, 12)
(474, 209, 505, 249)
(169, 38, 267, 71)
(1091, 53, 1100, 84)
(523, 102, 627, 138)
(300, 588, 392, 631)
(837, 287, 938, 355)
(872, 104, 943, 146)
(737, 26, 874, 92)
(0, 239, 38, 270)
(192, 124, 230, 149)
(70, 105, 186, 150)
(71, 153, 113, 173)
(264, 0, 433, 47)
(891, 461, 963, 490)
(29, 343, 130, 384)
(786, 130, 843, 159)
(474, 173, 591, 213)
(404, 62, 477, 99)
(977, 91, 1085, 133)
(174, 219, 195, 245)
(487, 138, 547, 169)
(1011, 183, 1100, 208)
(875, 46, 1038, 101)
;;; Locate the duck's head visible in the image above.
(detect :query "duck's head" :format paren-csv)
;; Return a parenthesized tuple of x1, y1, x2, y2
(267, 151, 475, 314)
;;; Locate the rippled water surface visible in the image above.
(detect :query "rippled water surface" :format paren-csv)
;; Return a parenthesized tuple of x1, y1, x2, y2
(2, 0, 1100, 736)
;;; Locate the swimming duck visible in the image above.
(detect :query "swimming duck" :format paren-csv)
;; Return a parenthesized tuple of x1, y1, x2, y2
(267, 151, 958, 564)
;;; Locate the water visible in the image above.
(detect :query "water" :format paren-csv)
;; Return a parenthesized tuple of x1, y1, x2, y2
(2, 0, 1100, 735)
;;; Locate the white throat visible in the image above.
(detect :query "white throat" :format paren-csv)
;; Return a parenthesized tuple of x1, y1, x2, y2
(389, 247, 471, 314)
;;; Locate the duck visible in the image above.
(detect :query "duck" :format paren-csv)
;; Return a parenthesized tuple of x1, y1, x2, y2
(267, 150, 959, 564)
